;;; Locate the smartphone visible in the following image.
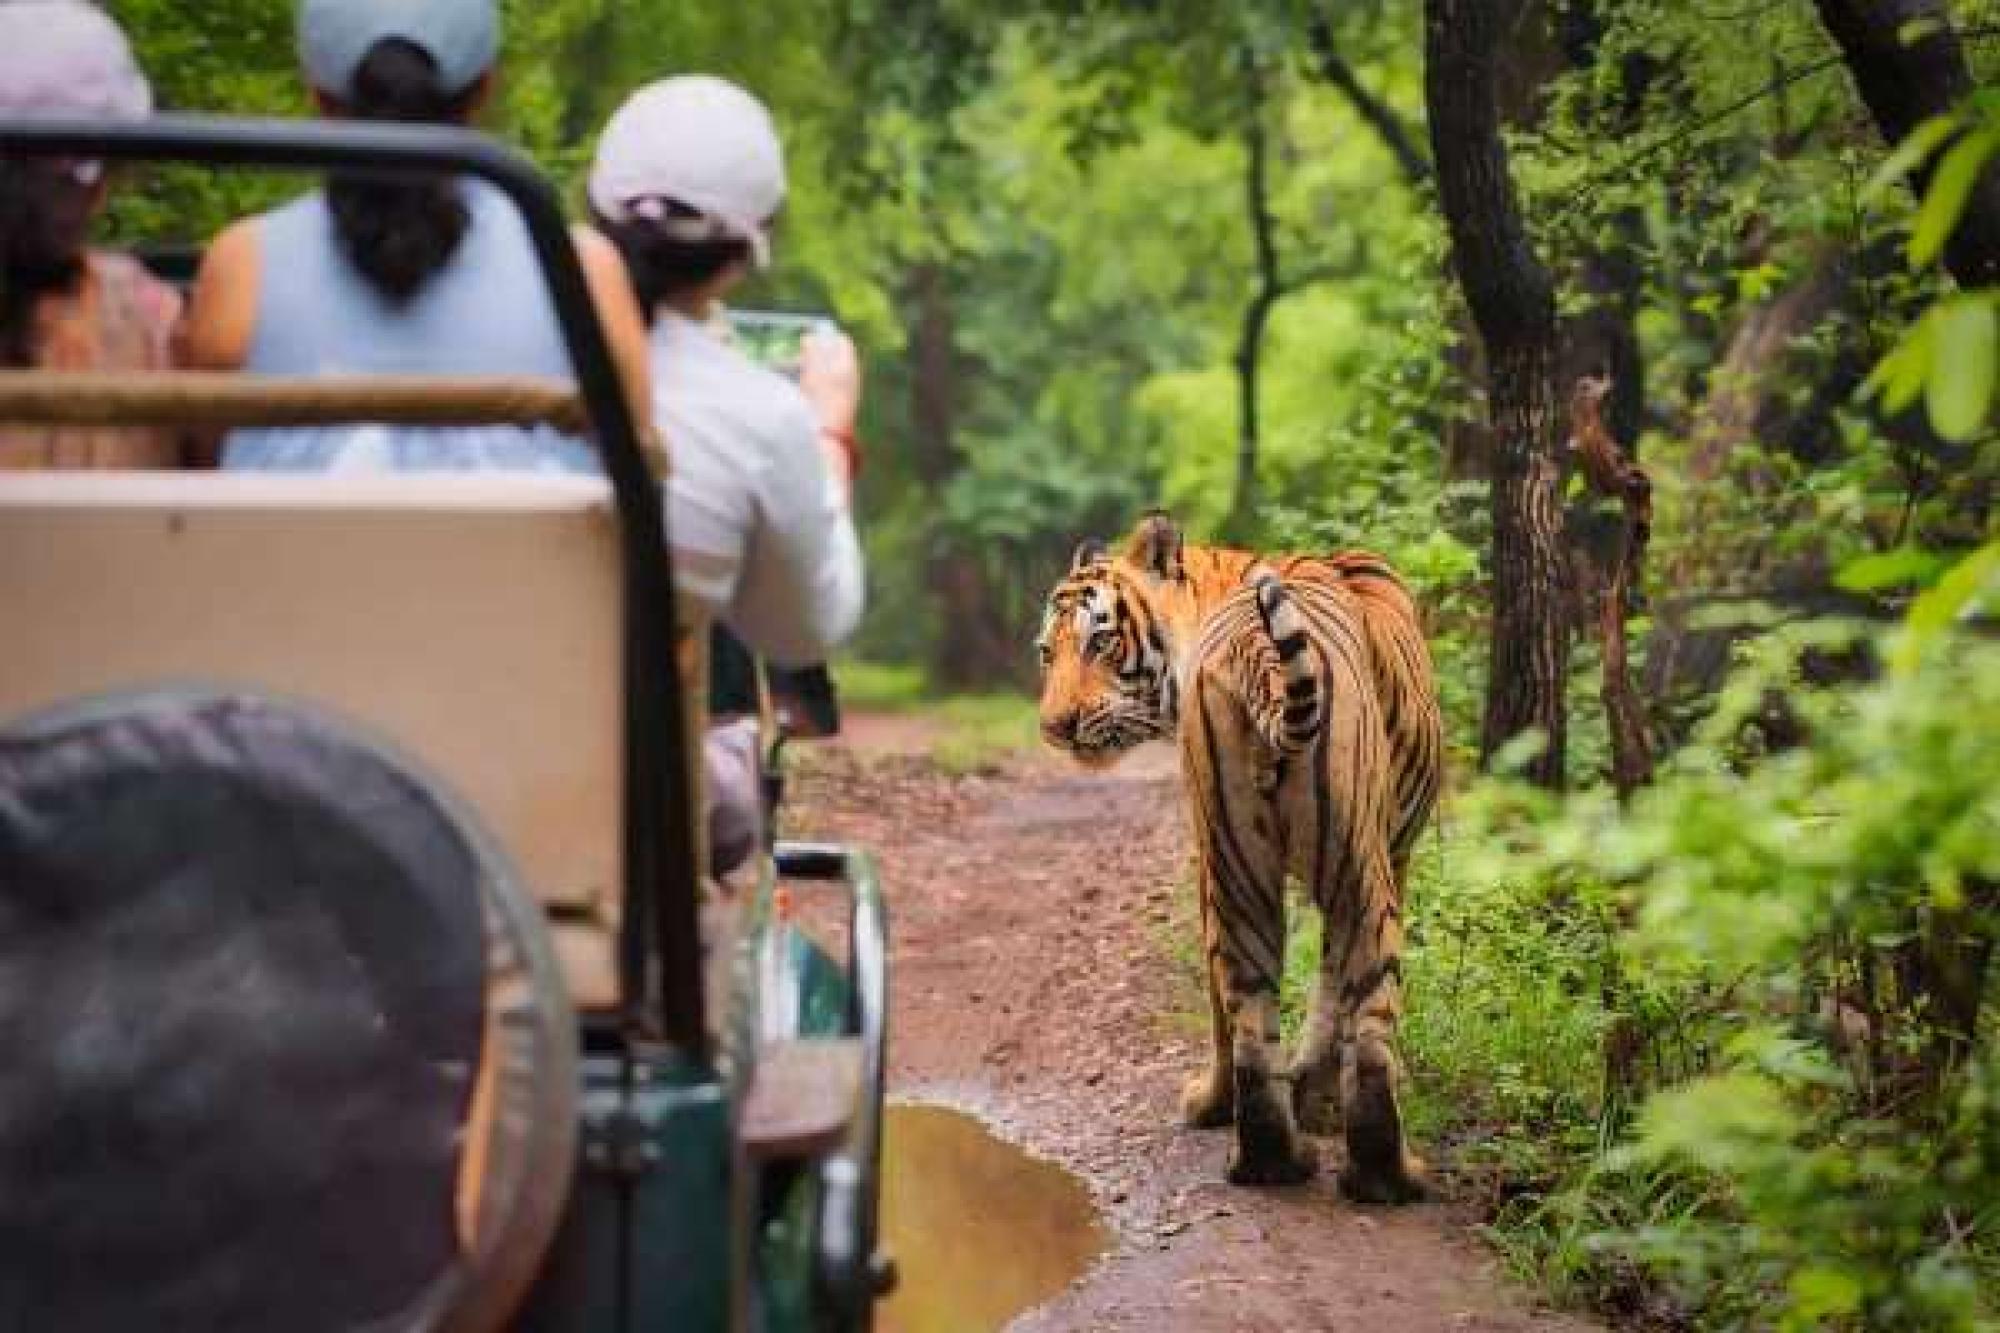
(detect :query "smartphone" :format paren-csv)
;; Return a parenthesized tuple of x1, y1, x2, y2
(726, 310, 837, 381)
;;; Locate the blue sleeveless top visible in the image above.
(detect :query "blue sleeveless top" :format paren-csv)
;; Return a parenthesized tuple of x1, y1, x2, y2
(222, 183, 598, 473)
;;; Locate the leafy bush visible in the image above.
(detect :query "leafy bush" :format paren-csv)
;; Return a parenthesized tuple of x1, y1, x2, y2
(1449, 546, 2000, 1330)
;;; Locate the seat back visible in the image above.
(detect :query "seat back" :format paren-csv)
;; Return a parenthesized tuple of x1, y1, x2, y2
(0, 471, 684, 1008)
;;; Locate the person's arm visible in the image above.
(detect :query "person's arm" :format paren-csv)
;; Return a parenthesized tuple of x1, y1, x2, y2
(797, 326, 861, 498)
(571, 226, 656, 465)
(178, 220, 262, 466)
(182, 219, 260, 373)
(724, 407, 863, 665)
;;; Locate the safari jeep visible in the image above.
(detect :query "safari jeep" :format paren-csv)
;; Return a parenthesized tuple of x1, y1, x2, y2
(0, 115, 888, 1332)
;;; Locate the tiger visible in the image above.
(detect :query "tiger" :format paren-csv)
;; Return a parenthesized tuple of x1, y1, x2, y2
(1035, 510, 1442, 1201)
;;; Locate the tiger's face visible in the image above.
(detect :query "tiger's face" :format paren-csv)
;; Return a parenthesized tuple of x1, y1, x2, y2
(1035, 547, 1178, 767)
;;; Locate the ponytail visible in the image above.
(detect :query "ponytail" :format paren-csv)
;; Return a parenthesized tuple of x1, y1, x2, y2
(0, 161, 93, 367)
(325, 39, 478, 303)
(594, 201, 753, 325)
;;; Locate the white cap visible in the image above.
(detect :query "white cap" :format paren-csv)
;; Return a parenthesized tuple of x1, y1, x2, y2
(588, 76, 786, 268)
(0, 0, 151, 120)
(298, 0, 498, 101)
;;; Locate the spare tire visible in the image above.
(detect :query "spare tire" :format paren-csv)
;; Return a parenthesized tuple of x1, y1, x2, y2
(0, 691, 578, 1333)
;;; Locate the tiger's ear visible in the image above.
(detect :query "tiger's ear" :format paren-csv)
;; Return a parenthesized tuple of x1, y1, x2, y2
(1069, 539, 1108, 572)
(1123, 510, 1184, 581)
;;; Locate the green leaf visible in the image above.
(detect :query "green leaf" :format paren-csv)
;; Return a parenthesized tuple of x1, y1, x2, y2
(1896, 16, 1944, 48)
(1788, 1268, 1864, 1319)
(1863, 114, 1957, 204)
(1864, 310, 1937, 414)
(1911, 129, 2000, 268)
(1894, 541, 2000, 677)
(1926, 296, 1997, 440)
(1835, 545, 1948, 593)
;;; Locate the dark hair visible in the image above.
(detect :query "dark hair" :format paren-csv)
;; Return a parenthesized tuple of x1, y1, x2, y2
(0, 161, 94, 367)
(325, 39, 481, 303)
(594, 201, 753, 324)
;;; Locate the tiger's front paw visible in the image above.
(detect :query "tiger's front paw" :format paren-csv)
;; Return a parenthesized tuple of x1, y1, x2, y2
(1179, 1065, 1236, 1128)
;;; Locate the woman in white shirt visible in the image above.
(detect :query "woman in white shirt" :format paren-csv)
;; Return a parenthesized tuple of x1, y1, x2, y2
(588, 76, 864, 667)
(589, 76, 866, 870)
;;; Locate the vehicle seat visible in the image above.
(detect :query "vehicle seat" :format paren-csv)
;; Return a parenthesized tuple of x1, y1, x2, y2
(0, 691, 576, 1333)
(0, 471, 708, 1012)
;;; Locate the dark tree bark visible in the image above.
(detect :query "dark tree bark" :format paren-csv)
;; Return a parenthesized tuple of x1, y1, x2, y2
(906, 262, 958, 493)
(1305, 9, 1433, 187)
(1227, 105, 1284, 543)
(1815, 0, 2000, 288)
(907, 262, 1010, 686)
(1426, 0, 1572, 788)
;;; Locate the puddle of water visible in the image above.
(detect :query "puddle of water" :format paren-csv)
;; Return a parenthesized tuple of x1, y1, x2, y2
(878, 1104, 1108, 1333)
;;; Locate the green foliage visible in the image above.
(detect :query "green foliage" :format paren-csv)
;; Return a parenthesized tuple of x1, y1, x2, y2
(1450, 550, 2000, 1330)
(1865, 95, 2000, 445)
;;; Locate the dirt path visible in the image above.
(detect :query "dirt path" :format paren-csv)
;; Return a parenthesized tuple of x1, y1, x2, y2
(789, 718, 1599, 1333)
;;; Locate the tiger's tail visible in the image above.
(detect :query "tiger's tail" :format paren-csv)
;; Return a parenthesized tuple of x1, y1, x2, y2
(1249, 565, 1322, 755)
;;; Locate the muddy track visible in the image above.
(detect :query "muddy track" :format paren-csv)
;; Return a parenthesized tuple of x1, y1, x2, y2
(788, 719, 1599, 1333)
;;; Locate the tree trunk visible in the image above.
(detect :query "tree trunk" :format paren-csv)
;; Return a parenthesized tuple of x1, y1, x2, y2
(907, 262, 958, 491)
(1426, 0, 1571, 788)
(1814, 0, 2000, 288)
(906, 261, 1002, 687)
(1227, 106, 1282, 543)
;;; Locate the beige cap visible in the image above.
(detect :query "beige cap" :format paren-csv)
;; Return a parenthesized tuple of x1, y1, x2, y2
(588, 76, 786, 268)
(0, 0, 151, 120)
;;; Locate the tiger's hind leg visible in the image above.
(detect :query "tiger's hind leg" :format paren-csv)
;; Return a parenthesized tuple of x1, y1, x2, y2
(1327, 849, 1425, 1204)
(1184, 687, 1315, 1187)
(1178, 873, 1235, 1128)
(1286, 921, 1347, 1138)
(1288, 847, 1416, 1136)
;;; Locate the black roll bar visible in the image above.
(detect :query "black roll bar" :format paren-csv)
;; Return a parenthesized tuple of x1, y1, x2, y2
(0, 115, 706, 1057)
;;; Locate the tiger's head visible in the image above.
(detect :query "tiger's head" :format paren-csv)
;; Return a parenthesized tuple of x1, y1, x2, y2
(1035, 511, 1199, 767)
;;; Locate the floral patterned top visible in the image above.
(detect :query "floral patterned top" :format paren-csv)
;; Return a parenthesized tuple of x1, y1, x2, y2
(0, 251, 184, 470)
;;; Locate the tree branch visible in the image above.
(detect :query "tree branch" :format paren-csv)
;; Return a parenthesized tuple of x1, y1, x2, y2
(1230, 85, 1284, 538)
(1305, 9, 1433, 186)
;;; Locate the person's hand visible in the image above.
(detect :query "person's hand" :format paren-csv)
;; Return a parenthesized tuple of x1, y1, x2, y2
(798, 325, 862, 494)
(798, 326, 861, 437)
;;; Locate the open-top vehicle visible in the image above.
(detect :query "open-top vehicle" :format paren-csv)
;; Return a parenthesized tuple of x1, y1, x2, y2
(0, 114, 887, 1333)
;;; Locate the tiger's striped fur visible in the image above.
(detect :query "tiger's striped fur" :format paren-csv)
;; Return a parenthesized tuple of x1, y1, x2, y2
(1036, 512, 1442, 1199)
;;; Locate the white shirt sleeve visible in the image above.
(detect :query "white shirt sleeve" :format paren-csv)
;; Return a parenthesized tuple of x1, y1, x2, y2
(728, 392, 864, 665)
(661, 345, 865, 667)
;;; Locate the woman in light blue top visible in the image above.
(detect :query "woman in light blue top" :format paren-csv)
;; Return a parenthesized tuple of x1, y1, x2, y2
(183, 0, 651, 467)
